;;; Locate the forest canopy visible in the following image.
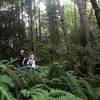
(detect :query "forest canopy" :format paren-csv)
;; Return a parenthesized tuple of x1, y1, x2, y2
(0, 0, 100, 57)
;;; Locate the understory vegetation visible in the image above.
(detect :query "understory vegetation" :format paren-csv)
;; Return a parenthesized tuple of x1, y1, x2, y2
(0, 46, 100, 100)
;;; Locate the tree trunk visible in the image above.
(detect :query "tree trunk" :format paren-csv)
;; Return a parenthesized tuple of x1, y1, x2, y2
(29, 0, 35, 52)
(76, 0, 91, 46)
(38, 0, 42, 41)
(47, 0, 59, 47)
(90, 0, 100, 29)
(56, 0, 70, 49)
(32, 0, 36, 54)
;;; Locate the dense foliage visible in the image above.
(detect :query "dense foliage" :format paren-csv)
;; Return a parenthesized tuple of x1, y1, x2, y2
(0, 52, 100, 100)
(0, 0, 100, 59)
(0, 0, 100, 100)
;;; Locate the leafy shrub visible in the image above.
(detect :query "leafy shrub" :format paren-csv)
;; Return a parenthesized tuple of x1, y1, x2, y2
(0, 59, 100, 100)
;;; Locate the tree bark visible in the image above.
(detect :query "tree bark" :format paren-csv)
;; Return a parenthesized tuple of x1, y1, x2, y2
(47, 0, 59, 47)
(90, 0, 100, 29)
(38, 0, 42, 40)
(76, 0, 91, 46)
(56, 0, 70, 49)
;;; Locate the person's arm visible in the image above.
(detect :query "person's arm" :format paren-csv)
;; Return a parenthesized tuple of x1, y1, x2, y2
(22, 58, 26, 65)
(31, 55, 34, 60)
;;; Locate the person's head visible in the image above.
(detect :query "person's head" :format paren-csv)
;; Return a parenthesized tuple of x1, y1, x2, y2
(20, 49, 25, 56)
(29, 50, 33, 56)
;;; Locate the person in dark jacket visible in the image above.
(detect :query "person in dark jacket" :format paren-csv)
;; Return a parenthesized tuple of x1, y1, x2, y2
(19, 49, 27, 67)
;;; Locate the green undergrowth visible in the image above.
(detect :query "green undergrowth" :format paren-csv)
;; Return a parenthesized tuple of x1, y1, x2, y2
(0, 59, 100, 100)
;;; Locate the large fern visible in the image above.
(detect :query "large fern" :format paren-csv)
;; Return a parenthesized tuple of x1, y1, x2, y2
(94, 87, 100, 100)
(80, 79, 96, 100)
(0, 75, 14, 88)
(18, 86, 83, 100)
(0, 61, 7, 69)
(18, 88, 49, 100)
(49, 89, 83, 100)
(31, 84, 50, 91)
(0, 60, 99, 100)
(59, 72, 88, 99)
(0, 85, 15, 100)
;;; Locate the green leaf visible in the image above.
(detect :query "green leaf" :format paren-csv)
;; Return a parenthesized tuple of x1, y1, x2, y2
(0, 62, 7, 69)
(0, 86, 15, 100)
(0, 75, 14, 88)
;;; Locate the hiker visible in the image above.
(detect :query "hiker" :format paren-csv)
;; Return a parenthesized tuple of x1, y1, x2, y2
(27, 50, 35, 68)
(19, 49, 27, 67)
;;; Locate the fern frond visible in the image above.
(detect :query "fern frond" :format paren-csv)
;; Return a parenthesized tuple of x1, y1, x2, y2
(0, 86, 15, 100)
(0, 61, 7, 69)
(64, 72, 88, 99)
(80, 79, 96, 100)
(18, 89, 30, 100)
(94, 87, 100, 100)
(49, 89, 83, 100)
(49, 89, 67, 98)
(5, 58, 18, 65)
(0, 75, 14, 88)
(32, 84, 50, 91)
